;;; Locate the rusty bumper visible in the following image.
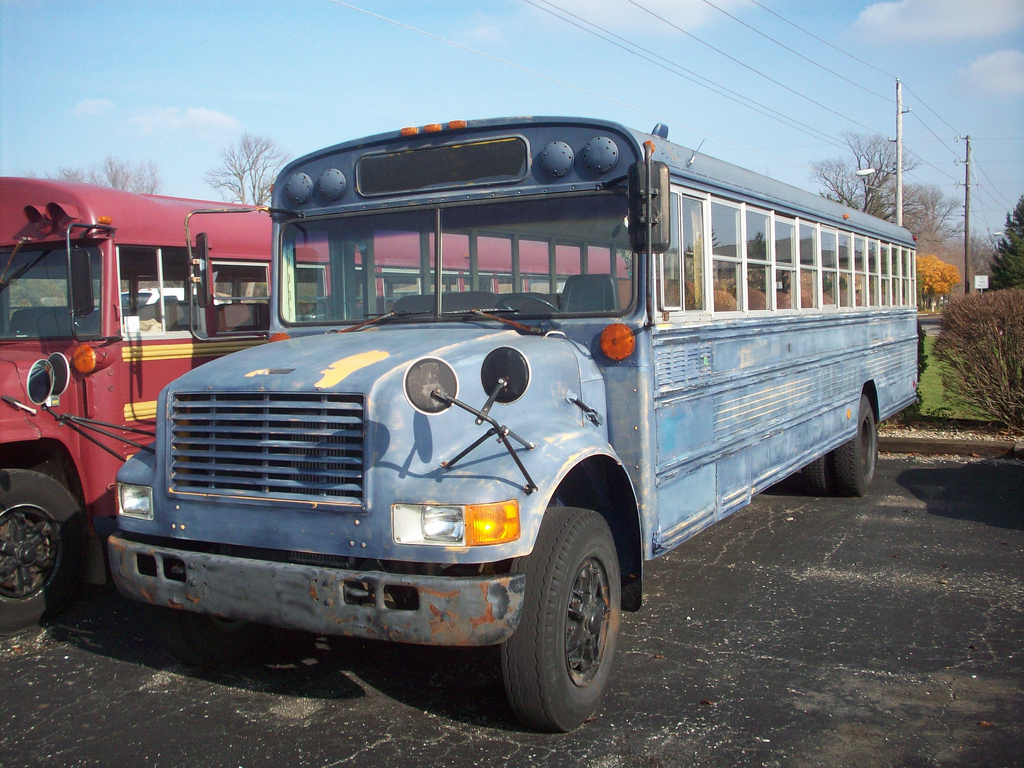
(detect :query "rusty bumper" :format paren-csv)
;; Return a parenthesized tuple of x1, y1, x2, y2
(107, 535, 524, 646)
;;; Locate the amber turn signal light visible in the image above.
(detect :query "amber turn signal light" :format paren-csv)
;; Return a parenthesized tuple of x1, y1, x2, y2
(73, 343, 97, 374)
(600, 323, 636, 361)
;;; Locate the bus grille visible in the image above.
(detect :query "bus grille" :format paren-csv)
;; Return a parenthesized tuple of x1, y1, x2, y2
(169, 392, 365, 506)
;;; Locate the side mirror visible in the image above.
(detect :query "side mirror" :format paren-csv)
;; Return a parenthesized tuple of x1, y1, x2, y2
(192, 232, 213, 308)
(69, 247, 95, 317)
(628, 160, 671, 254)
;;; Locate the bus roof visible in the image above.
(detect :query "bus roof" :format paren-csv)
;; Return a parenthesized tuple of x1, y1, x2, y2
(0, 177, 271, 259)
(277, 116, 916, 249)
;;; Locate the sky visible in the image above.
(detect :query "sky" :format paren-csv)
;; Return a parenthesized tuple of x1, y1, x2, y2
(1, 0, 1022, 239)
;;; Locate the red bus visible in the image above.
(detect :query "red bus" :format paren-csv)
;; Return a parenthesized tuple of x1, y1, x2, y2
(0, 177, 271, 633)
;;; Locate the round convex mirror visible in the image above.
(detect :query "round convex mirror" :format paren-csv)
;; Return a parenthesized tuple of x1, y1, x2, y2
(481, 347, 530, 404)
(47, 352, 71, 398)
(404, 357, 458, 415)
(26, 358, 55, 405)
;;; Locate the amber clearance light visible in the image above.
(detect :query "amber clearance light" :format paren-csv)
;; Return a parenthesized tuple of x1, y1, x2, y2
(600, 323, 636, 362)
(269, 332, 292, 342)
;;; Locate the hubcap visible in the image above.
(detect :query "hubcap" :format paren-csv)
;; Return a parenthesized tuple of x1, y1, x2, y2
(0, 505, 60, 600)
(565, 556, 611, 687)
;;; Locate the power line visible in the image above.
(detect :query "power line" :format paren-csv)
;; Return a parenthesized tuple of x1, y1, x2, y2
(743, 0, 896, 80)
(524, 0, 849, 152)
(739, 0, 969, 179)
(625, 0, 884, 135)
(697, 0, 890, 102)
(324, 0, 816, 172)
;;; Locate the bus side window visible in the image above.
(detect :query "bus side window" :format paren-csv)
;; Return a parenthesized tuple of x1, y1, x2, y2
(658, 193, 682, 311)
(212, 261, 270, 333)
(712, 202, 741, 312)
(683, 197, 705, 311)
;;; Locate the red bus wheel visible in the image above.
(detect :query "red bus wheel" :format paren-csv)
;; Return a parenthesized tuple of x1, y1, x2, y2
(0, 469, 85, 635)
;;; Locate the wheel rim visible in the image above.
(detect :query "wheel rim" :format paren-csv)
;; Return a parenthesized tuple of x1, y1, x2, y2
(859, 415, 876, 478)
(565, 556, 611, 687)
(0, 504, 61, 600)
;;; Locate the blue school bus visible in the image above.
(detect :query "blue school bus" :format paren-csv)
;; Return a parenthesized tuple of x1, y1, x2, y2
(107, 117, 917, 731)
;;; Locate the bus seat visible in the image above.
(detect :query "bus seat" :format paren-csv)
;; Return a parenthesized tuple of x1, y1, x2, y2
(392, 295, 434, 313)
(560, 274, 618, 313)
(217, 303, 254, 332)
(442, 291, 498, 312)
(392, 292, 499, 314)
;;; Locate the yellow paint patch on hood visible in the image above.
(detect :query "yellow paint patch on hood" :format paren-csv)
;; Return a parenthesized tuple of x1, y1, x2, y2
(316, 350, 390, 389)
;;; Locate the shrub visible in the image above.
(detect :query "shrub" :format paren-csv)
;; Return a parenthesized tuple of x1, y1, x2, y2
(934, 289, 1024, 430)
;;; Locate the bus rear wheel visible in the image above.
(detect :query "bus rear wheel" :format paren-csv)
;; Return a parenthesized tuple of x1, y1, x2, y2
(833, 395, 877, 497)
(501, 506, 621, 732)
(0, 469, 85, 635)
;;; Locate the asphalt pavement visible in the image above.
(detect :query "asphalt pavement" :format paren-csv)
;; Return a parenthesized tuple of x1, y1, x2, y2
(2, 456, 1022, 768)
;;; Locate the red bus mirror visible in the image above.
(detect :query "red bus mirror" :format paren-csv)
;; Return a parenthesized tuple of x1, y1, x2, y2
(192, 232, 213, 308)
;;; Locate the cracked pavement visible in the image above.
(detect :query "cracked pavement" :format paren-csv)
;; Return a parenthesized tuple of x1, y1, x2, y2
(2, 457, 1021, 768)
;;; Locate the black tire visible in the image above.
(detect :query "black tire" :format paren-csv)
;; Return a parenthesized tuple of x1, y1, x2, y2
(501, 507, 621, 732)
(155, 609, 274, 668)
(801, 455, 836, 496)
(833, 395, 877, 497)
(0, 469, 85, 635)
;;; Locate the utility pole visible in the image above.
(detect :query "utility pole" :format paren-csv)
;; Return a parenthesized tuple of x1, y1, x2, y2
(962, 135, 972, 294)
(896, 79, 903, 227)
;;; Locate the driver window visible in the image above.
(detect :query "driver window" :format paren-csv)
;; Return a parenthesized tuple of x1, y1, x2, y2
(119, 247, 193, 334)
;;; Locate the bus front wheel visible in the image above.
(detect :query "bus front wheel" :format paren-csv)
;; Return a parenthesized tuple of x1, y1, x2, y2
(501, 506, 621, 732)
(0, 469, 85, 635)
(155, 610, 273, 667)
(833, 395, 877, 497)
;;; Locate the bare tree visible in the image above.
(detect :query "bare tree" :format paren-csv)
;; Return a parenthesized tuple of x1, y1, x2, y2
(903, 183, 960, 253)
(810, 132, 919, 221)
(203, 133, 289, 206)
(52, 156, 163, 194)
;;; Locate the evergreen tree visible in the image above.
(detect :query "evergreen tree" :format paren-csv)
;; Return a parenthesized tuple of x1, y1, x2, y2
(991, 195, 1024, 289)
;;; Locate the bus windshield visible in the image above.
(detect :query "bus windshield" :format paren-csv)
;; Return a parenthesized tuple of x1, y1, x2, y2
(0, 246, 101, 339)
(279, 192, 634, 325)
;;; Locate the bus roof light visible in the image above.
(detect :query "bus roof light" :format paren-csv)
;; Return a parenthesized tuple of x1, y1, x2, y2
(448, 120, 467, 130)
(400, 126, 419, 136)
(424, 123, 443, 133)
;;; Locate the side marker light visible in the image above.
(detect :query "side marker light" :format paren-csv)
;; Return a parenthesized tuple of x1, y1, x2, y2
(600, 323, 636, 362)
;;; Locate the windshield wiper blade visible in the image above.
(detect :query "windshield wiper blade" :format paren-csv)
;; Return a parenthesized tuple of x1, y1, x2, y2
(0, 242, 49, 294)
(331, 309, 433, 333)
(468, 308, 545, 335)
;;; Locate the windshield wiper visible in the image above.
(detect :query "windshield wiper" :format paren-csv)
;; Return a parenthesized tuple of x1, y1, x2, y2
(467, 308, 545, 335)
(331, 309, 433, 334)
(0, 242, 49, 294)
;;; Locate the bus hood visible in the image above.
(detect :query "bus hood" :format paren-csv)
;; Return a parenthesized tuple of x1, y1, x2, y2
(166, 325, 597, 404)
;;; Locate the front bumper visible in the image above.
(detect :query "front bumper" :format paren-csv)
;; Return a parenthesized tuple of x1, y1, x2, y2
(108, 534, 524, 646)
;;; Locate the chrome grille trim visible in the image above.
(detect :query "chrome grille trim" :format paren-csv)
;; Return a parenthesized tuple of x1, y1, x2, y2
(170, 392, 365, 506)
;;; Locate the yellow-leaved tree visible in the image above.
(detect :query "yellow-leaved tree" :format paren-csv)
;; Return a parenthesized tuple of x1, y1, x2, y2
(916, 254, 961, 309)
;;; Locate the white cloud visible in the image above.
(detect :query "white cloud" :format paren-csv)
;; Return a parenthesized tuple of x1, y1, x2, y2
(958, 49, 1024, 96)
(128, 106, 240, 134)
(72, 98, 114, 118)
(852, 0, 1024, 43)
